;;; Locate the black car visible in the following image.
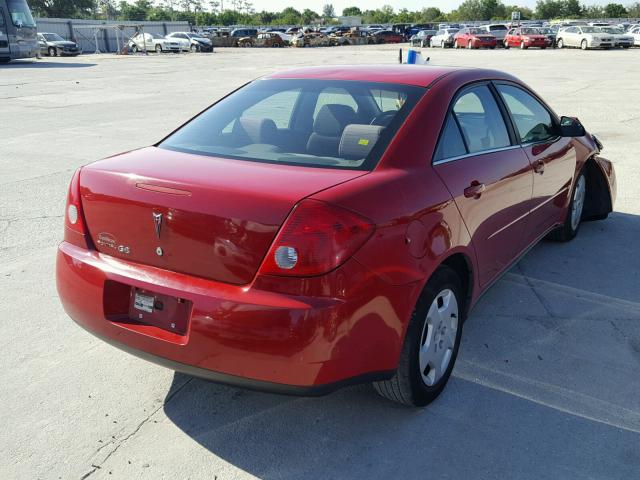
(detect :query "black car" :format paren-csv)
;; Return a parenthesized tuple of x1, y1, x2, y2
(37, 32, 81, 56)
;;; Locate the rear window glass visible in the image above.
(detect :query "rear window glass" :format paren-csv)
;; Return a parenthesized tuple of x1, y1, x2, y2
(159, 79, 424, 171)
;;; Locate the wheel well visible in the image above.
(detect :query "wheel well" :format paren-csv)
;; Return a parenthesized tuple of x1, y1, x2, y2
(441, 253, 473, 319)
(583, 158, 612, 221)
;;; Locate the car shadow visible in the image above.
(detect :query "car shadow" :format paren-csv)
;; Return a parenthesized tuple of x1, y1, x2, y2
(162, 212, 640, 479)
(0, 60, 96, 68)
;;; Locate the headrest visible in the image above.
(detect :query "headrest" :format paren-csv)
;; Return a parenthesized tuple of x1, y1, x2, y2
(339, 124, 384, 160)
(313, 104, 357, 136)
(237, 117, 278, 144)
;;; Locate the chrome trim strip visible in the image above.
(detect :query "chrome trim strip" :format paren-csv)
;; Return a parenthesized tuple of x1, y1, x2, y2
(433, 145, 522, 166)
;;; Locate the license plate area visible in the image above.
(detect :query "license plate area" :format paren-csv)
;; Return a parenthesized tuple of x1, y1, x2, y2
(128, 287, 191, 335)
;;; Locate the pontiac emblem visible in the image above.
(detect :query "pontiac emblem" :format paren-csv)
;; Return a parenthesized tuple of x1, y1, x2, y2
(152, 212, 163, 239)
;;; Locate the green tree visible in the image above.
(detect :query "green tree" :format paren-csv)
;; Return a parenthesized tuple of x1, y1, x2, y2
(30, 0, 97, 18)
(342, 6, 362, 16)
(604, 3, 627, 17)
(118, 0, 153, 20)
(322, 3, 335, 19)
(302, 8, 319, 23)
(628, 2, 640, 17)
(418, 7, 445, 22)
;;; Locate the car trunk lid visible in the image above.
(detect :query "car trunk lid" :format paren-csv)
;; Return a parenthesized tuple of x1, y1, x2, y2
(80, 147, 366, 285)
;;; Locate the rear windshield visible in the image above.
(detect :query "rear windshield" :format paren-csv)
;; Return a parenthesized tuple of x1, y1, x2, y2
(489, 25, 508, 31)
(159, 79, 425, 171)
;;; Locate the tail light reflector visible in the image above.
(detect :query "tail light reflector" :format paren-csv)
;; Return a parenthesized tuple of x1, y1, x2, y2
(64, 168, 92, 249)
(259, 199, 374, 277)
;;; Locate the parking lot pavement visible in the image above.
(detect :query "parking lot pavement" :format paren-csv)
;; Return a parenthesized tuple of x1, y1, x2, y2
(1, 46, 639, 479)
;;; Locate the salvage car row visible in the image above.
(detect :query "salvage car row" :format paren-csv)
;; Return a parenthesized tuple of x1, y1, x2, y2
(420, 24, 640, 50)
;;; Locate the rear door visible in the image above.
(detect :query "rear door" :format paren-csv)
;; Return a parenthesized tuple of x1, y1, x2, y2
(495, 83, 576, 245)
(433, 84, 533, 287)
(0, 9, 9, 59)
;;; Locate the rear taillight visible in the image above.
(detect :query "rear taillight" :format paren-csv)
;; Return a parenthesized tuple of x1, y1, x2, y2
(258, 199, 374, 277)
(64, 168, 91, 249)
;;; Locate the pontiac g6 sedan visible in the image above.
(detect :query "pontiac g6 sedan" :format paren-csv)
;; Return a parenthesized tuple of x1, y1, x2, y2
(57, 66, 616, 406)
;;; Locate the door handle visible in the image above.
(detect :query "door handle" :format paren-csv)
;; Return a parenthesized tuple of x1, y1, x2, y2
(533, 159, 545, 174)
(464, 181, 486, 199)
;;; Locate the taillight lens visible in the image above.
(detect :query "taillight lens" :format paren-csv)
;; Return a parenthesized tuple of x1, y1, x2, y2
(64, 168, 91, 248)
(259, 199, 374, 277)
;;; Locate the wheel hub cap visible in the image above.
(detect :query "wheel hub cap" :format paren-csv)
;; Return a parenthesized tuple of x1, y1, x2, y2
(419, 289, 459, 386)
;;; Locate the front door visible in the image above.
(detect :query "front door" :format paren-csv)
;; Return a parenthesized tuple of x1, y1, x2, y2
(433, 84, 533, 287)
(495, 83, 577, 246)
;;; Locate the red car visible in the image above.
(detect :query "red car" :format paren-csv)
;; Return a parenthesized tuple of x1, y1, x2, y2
(57, 65, 615, 407)
(453, 27, 498, 49)
(505, 27, 549, 49)
(373, 30, 404, 43)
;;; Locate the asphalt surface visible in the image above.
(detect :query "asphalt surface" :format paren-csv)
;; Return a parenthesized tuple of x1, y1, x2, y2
(1, 45, 639, 479)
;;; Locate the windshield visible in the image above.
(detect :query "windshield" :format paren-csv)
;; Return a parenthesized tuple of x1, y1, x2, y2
(43, 33, 64, 41)
(538, 28, 553, 34)
(599, 27, 622, 34)
(8, 0, 36, 27)
(159, 79, 425, 171)
(521, 28, 539, 35)
(581, 27, 599, 33)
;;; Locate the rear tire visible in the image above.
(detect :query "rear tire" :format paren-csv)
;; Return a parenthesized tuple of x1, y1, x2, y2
(155, 44, 162, 53)
(374, 266, 464, 407)
(547, 170, 586, 242)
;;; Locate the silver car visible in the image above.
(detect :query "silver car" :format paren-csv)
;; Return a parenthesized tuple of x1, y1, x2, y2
(597, 26, 634, 48)
(479, 24, 508, 46)
(430, 28, 459, 48)
(556, 26, 614, 50)
(128, 33, 181, 53)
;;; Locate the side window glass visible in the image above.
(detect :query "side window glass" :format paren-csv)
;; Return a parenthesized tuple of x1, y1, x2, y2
(240, 88, 302, 129)
(313, 87, 358, 119)
(497, 85, 556, 143)
(434, 114, 467, 162)
(452, 85, 511, 154)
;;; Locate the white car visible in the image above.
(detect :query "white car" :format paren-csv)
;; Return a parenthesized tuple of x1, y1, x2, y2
(166, 32, 213, 52)
(128, 33, 181, 53)
(629, 26, 640, 46)
(556, 26, 614, 50)
(596, 26, 634, 48)
(430, 28, 459, 48)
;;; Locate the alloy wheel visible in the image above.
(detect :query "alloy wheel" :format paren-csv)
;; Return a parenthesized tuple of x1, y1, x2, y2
(571, 174, 586, 230)
(419, 289, 459, 386)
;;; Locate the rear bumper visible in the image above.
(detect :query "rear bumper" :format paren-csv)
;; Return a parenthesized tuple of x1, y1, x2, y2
(57, 242, 414, 393)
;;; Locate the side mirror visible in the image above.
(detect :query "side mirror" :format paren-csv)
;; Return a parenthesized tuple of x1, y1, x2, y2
(559, 116, 586, 137)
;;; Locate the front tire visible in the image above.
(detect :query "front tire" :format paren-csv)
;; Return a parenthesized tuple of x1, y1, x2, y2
(557, 38, 564, 49)
(48, 46, 57, 57)
(520, 41, 527, 49)
(374, 266, 464, 407)
(548, 170, 586, 242)
(155, 44, 162, 53)
(190, 44, 198, 53)
(581, 39, 588, 50)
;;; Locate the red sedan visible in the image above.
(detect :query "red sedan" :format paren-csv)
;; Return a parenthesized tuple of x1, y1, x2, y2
(505, 27, 549, 49)
(453, 27, 498, 49)
(57, 65, 615, 407)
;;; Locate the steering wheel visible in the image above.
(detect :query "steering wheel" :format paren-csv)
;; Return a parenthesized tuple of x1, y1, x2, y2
(370, 111, 397, 126)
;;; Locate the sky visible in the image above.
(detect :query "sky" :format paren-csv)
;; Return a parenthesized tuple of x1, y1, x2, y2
(228, 0, 626, 14)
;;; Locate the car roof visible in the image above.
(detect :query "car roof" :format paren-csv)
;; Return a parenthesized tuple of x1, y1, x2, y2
(266, 65, 513, 88)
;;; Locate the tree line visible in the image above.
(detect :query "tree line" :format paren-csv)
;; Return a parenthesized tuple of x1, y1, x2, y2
(29, 0, 640, 25)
